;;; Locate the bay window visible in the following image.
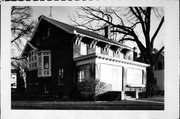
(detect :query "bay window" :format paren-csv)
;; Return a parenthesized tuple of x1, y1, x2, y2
(37, 50, 51, 77)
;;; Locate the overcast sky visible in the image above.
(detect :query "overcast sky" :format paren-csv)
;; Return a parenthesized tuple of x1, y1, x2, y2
(31, 6, 164, 50)
(11, 6, 164, 57)
(32, 6, 77, 25)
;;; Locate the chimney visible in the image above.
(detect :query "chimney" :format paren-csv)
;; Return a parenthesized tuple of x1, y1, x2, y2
(133, 47, 137, 61)
(104, 25, 111, 39)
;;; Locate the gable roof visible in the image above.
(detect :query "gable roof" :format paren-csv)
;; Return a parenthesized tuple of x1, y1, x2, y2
(22, 15, 133, 57)
(38, 15, 132, 49)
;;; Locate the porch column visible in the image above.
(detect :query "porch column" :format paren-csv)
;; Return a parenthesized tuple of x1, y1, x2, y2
(143, 69, 147, 87)
(135, 90, 139, 99)
(95, 63, 101, 80)
(121, 67, 127, 100)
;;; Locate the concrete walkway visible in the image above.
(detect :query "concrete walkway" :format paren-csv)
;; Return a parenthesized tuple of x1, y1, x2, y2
(125, 96, 164, 104)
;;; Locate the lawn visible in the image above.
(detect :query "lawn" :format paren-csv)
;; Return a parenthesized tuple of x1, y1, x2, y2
(12, 100, 164, 110)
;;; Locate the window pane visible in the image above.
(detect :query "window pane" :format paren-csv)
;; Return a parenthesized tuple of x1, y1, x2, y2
(78, 65, 91, 82)
(38, 56, 42, 68)
(96, 46, 101, 54)
(80, 42, 87, 55)
(109, 49, 113, 57)
(44, 56, 49, 69)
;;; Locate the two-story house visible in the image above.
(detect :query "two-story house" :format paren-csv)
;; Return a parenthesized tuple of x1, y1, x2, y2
(21, 15, 149, 100)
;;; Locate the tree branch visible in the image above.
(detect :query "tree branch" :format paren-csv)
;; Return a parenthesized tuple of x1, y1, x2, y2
(151, 16, 164, 48)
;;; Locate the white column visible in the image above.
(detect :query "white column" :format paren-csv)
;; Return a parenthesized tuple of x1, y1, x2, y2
(135, 90, 139, 99)
(121, 91, 125, 100)
(121, 67, 127, 100)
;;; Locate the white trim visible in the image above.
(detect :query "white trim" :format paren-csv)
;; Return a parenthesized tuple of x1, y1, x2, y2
(37, 50, 52, 77)
(73, 30, 133, 51)
(74, 53, 149, 68)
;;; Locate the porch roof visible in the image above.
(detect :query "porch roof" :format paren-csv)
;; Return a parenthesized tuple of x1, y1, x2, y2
(74, 53, 149, 68)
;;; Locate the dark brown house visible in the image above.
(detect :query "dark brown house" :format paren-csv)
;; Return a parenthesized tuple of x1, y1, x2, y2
(22, 15, 149, 100)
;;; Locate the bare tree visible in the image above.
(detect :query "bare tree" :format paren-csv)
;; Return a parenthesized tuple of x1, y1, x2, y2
(11, 6, 36, 54)
(11, 6, 36, 93)
(71, 7, 164, 96)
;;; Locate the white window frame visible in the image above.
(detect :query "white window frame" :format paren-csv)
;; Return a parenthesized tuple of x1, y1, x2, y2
(37, 50, 51, 77)
(80, 42, 87, 55)
(28, 49, 38, 70)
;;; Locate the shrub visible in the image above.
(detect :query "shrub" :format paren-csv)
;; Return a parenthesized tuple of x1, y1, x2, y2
(77, 78, 106, 101)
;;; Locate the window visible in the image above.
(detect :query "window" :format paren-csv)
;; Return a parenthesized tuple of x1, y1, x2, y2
(44, 56, 49, 69)
(28, 50, 38, 70)
(126, 52, 133, 60)
(43, 27, 50, 39)
(58, 68, 64, 85)
(78, 69, 85, 82)
(96, 46, 101, 54)
(115, 51, 124, 59)
(77, 65, 91, 82)
(109, 49, 114, 57)
(73, 44, 80, 58)
(38, 51, 51, 77)
(80, 42, 87, 55)
(119, 52, 124, 59)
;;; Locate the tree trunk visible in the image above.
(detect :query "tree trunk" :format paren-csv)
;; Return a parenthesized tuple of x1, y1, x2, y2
(146, 66, 156, 97)
(16, 69, 25, 94)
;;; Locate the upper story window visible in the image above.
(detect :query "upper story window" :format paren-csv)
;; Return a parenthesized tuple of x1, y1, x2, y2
(109, 49, 114, 57)
(37, 50, 51, 77)
(126, 52, 133, 60)
(96, 46, 101, 54)
(116, 51, 124, 59)
(80, 42, 87, 55)
(43, 26, 50, 40)
(73, 44, 80, 58)
(28, 50, 38, 70)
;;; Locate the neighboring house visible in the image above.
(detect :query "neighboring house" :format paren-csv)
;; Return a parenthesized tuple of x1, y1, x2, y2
(21, 15, 149, 100)
(154, 49, 164, 91)
(11, 69, 17, 89)
(135, 49, 164, 92)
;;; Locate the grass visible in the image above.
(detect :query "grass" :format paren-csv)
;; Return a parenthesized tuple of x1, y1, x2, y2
(12, 100, 164, 110)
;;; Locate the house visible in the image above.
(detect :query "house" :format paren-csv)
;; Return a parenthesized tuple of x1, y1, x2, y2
(11, 69, 17, 89)
(135, 49, 164, 93)
(154, 49, 164, 92)
(21, 15, 149, 100)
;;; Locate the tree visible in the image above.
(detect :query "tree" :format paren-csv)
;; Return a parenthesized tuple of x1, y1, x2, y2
(11, 6, 36, 54)
(11, 6, 36, 94)
(71, 7, 164, 96)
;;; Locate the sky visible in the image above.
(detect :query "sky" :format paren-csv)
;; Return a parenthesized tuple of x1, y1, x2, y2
(12, 6, 164, 57)
(32, 6, 77, 25)
(32, 6, 164, 49)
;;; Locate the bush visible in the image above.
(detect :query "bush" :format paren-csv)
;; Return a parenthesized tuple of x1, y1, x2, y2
(77, 78, 106, 101)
